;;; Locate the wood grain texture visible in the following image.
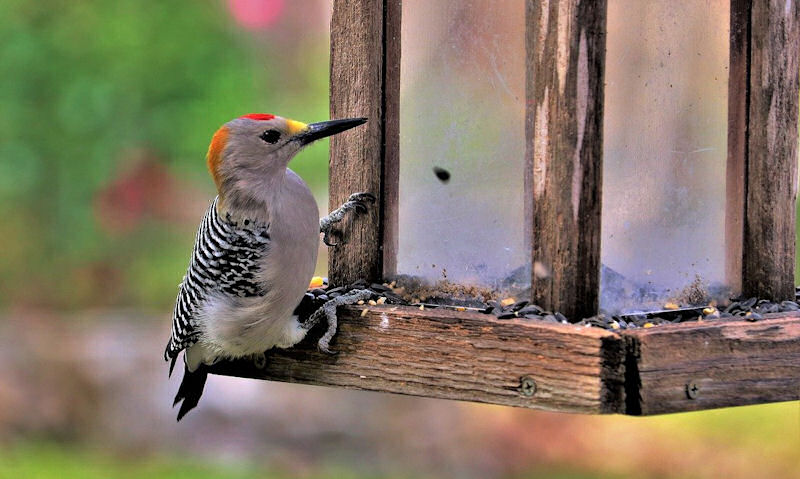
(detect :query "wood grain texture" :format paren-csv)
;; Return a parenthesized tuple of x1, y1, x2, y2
(623, 313, 800, 415)
(329, 0, 386, 286)
(725, 0, 749, 295)
(526, 0, 607, 319)
(739, 0, 800, 301)
(381, 0, 401, 278)
(210, 305, 627, 414)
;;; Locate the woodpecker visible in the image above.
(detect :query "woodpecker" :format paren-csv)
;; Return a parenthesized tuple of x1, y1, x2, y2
(166, 113, 372, 420)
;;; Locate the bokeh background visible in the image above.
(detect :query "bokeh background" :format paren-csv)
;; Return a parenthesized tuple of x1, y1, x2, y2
(1, 0, 798, 478)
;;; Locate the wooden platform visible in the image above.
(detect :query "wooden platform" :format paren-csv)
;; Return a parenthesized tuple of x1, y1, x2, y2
(209, 306, 800, 416)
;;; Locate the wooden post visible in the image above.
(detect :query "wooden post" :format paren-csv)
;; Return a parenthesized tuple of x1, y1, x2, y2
(526, 0, 607, 319)
(328, 0, 401, 286)
(728, 0, 800, 301)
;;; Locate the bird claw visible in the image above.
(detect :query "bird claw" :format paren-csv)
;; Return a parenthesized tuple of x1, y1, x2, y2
(319, 192, 376, 247)
(318, 342, 338, 356)
(252, 352, 267, 369)
(346, 192, 376, 210)
(302, 289, 373, 355)
(321, 228, 341, 247)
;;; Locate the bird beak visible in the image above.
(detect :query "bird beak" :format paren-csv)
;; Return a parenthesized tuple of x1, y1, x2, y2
(295, 117, 368, 145)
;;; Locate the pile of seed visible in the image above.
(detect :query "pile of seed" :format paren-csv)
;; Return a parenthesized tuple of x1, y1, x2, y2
(298, 280, 800, 331)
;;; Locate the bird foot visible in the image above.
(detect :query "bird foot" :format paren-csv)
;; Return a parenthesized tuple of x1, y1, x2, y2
(303, 289, 373, 354)
(320, 192, 376, 247)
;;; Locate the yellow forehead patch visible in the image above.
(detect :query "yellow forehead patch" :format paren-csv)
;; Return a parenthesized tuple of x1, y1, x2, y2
(207, 126, 229, 188)
(285, 119, 308, 135)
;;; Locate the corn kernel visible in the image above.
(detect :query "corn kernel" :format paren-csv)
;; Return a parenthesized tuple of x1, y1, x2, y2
(664, 302, 679, 310)
(500, 298, 515, 307)
(702, 307, 716, 315)
(368, 300, 377, 306)
(455, 306, 466, 312)
(308, 276, 324, 289)
(376, 297, 387, 305)
(360, 308, 368, 317)
(357, 300, 365, 305)
(643, 322, 655, 328)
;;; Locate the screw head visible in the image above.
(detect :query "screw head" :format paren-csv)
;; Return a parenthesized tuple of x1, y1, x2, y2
(685, 381, 700, 399)
(519, 376, 537, 397)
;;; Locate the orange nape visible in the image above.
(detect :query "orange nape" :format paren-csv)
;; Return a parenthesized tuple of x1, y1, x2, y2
(206, 126, 229, 190)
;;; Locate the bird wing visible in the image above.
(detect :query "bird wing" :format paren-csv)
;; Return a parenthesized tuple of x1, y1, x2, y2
(164, 197, 271, 371)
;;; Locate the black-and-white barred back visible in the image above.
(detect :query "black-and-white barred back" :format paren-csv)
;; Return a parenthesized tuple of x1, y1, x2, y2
(165, 196, 270, 361)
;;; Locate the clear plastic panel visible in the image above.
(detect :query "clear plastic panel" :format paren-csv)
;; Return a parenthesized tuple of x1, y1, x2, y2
(601, 0, 731, 313)
(397, 0, 528, 301)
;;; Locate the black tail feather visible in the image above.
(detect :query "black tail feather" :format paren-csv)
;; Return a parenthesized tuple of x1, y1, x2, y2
(168, 355, 177, 378)
(173, 364, 208, 421)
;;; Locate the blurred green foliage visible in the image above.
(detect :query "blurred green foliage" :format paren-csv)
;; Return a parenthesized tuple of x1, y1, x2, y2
(0, 0, 330, 310)
(0, 443, 404, 479)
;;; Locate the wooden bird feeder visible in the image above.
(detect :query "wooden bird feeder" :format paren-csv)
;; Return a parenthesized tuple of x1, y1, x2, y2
(212, 0, 800, 415)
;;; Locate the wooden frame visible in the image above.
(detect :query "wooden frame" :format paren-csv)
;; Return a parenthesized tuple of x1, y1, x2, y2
(727, 0, 799, 301)
(328, 0, 400, 286)
(211, 0, 800, 416)
(210, 306, 800, 416)
(330, 0, 800, 317)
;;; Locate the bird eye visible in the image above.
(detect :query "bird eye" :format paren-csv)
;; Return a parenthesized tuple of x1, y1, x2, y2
(259, 130, 281, 144)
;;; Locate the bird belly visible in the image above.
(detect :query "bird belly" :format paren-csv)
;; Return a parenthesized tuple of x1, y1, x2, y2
(195, 177, 319, 362)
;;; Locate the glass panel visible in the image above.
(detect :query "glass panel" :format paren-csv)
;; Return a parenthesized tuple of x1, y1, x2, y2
(601, 0, 731, 313)
(397, 0, 528, 302)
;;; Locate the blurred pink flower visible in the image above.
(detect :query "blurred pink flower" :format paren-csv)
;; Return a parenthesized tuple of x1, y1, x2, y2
(227, 0, 285, 30)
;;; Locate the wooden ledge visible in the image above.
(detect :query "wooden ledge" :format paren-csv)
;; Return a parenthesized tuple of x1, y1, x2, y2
(624, 311, 800, 415)
(210, 305, 626, 414)
(209, 306, 800, 416)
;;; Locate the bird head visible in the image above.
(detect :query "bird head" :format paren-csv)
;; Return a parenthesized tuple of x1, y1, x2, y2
(206, 113, 366, 205)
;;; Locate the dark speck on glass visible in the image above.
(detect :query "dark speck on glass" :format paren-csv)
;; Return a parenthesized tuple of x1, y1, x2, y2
(433, 166, 450, 183)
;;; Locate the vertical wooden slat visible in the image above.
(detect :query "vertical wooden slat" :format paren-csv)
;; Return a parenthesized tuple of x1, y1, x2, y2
(731, 0, 800, 301)
(526, 0, 607, 319)
(725, 0, 749, 295)
(328, 0, 400, 286)
(382, 0, 401, 278)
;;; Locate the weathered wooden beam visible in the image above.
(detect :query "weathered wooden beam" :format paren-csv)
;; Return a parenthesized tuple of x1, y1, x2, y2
(211, 306, 627, 414)
(526, 0, 607, 319)
(329, 0, 400, 286)
(729, 0, 800, 301)
(623, 313, 800, 415)
(381, 0, 401, 279)
(725, 0, 749, 295)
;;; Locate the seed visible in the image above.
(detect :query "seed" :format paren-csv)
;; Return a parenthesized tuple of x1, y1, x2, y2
(357, 300, 365, 305)
(455, 306, 466, 312)
(664, 302, 679, 310)
(419, 304, 425, 310)
(702, 307, 716, 315)
(741, 297, 757, 309)
(500, 298, 516, 307)
(360, 308, 369, 317)
(643, 322, 655, 328)
(780, 300, 799, 311)
(610, 321, 620, 330)
(518, 305, 543, 315)
(376, 297, 387, 305)
(746, 312, 763, 321)
(308, 276, 325, 288)
(368, 300, 377, 306)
